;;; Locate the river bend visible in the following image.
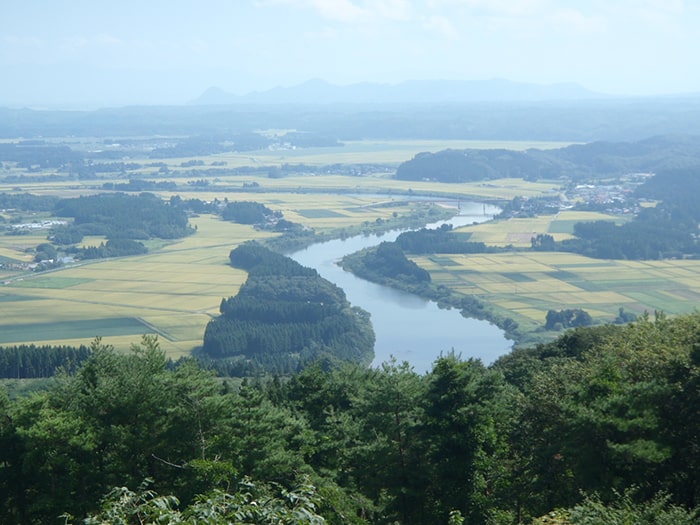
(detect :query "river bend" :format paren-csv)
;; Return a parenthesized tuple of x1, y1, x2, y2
(289, 201, 512, 374)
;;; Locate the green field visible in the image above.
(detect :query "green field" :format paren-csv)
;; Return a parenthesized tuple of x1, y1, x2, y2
(0, 318, 151, 345)
(415, 250, 700, 336)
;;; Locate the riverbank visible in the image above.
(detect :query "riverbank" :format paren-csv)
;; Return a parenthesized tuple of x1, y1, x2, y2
(289, 201, 511, 372)
(340, 247, 524, 345)
(263, 200, 457, 253)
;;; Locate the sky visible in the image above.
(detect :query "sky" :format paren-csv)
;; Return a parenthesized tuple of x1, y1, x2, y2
(2, 0, 699, 108)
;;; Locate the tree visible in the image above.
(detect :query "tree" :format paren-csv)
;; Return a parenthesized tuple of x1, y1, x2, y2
(350, 359, 426, 524)
(531, 233, 556, 251)
(34, 242, 57, 262)
(64, 478, 327, 525)
(517, 313, 700, 516)
(545, 309, 593, 330)
(419, 355, 513, 524)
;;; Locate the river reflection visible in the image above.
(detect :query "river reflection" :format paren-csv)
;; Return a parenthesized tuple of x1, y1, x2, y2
(289, 202, 512, 374)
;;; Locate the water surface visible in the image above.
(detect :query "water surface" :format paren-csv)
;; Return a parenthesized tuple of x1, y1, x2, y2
(290, 202, 512, 374)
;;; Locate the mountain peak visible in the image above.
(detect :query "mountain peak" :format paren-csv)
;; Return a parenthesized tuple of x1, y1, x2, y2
(190, 79, 606, 106)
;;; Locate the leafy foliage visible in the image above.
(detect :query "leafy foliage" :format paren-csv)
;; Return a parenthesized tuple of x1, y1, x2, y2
(532, 490, 698, 525)
(64, 478, 327, 525)
(4, 313, 700, 523)
(544, 309, 593, 330)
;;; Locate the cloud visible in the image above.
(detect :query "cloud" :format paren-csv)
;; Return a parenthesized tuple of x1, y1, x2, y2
(373, 0, 412, 21)
(310, 0, 367, 22)
(601, 0, 687, 32)
(422, 15, 460, 40)
(96, 34, 123, 46)
(255, 0, 367, 22)
(58, 36, 90, 52)
(303, 26, 339, 40)
(256, 0, 411, 23)
(634, 0, 684, 15)
(427, 0, 549, 17)
(549, 8, 606, 34)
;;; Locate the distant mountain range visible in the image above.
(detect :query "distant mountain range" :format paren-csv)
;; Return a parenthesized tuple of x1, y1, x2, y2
(190, 78, 607, 105)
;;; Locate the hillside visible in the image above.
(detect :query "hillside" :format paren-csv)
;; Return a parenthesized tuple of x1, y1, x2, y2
(395, 134, 700, 182)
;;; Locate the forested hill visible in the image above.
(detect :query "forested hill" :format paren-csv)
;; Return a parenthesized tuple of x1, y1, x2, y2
(3, 315, 700, 523)
(552, 166, 700, 259)
(395, 134, 700, 183)
(200, 242, 375, 375)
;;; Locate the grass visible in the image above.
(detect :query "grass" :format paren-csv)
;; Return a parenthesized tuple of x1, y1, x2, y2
(296, 209, 348, 219)
(10, 277, 93, 289)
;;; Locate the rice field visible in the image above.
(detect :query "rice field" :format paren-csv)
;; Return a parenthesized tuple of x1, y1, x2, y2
(1, 136, 691, 352)
(415, 250, 700, 331)
(0, 216, 272, 356)
(455, 210, 629, 247)
(154, 139, 572, 169)
(0, 191, 450, 355)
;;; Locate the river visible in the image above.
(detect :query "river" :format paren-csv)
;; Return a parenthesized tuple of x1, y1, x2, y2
(289, 201, 512, 374)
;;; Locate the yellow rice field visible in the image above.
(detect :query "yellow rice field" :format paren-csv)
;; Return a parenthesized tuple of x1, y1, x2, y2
(414, 250, 700, 329)
(154, 139, 571, 168)
(455, 210, 627, 247)
(0, 216, 271, 356)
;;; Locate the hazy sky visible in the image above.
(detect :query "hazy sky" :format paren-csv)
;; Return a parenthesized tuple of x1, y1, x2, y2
(2, 0, 699, 107)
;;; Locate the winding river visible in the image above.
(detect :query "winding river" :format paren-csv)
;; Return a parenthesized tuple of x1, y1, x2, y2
(289, 201, 512, 374)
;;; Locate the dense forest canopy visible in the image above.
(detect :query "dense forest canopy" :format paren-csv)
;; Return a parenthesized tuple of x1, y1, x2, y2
(395, 224, 491, 254)
(201, 243, 375, 375)
(0, 192, 60, 211)
(55, 192, 192, 240)
(345, 241, 432, 285)
(0, 344, 91, 378)
(2, 314, 700, 524)
(40, 192, 193, 260)
(393, 148, 700, 260)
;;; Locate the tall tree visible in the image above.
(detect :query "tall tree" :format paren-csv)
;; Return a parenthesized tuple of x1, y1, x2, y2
(419, 355, 513, 524)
